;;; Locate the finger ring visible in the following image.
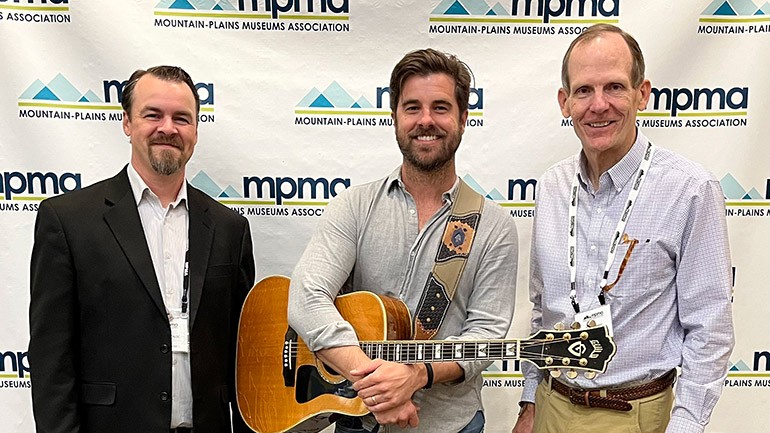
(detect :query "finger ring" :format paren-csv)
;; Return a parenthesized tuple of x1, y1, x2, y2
(370, 395, 378, 405)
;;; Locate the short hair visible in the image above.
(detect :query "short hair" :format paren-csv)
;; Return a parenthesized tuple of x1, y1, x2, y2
(561, 24, 646, 91)
(389, 48, 472, 116)
(121, 65, 200, 117)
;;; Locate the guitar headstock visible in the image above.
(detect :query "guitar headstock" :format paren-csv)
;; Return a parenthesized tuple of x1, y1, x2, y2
(520, 325, 616, 378)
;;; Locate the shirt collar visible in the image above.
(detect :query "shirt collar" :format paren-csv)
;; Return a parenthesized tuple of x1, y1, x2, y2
(386, 165, 460, 203)
(577, 129, 649, 192)
(127, 163, 188, 210)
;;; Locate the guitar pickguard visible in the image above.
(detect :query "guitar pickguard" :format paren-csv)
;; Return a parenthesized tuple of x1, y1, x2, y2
(295, 365, 357, 404)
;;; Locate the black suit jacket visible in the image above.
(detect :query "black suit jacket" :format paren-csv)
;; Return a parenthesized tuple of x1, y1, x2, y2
(29, 167, 255, 433)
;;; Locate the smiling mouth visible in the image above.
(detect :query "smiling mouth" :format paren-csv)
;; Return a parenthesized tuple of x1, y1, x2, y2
(152, 141, 180, 149)
(415, 135, 440, 141)
(588, 121, 612, 128)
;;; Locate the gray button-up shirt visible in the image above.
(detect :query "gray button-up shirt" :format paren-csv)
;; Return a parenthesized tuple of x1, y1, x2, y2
(288, 167, 519, 433)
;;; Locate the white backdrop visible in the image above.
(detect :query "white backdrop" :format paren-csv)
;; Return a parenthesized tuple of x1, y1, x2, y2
(1, 1, 768, 432)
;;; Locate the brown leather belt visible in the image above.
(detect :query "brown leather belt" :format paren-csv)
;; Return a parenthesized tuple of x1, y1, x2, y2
(550, 369, 676, 412)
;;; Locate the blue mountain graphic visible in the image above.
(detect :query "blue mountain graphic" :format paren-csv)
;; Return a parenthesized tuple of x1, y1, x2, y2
(354, 96, 374, 109)
(170, 0, 195, 10)
(310, 94, 334, 108)
(446, 1, 470, 14)
(190, 171, 223, 198)
(215, 0, 236, 10)
(745, 187, 763, 199)
(730, 360, 751, 371)
(720, 173, 746, 200)
(351, 102, 361, 108)
(432, 0, 459, 14)
(48, 73, 82, 102)
(220, 185, 241, 198)
(214, 4, 222, 10)
(715, 2, 738, 15)
(20, 79, 46, 99)
(489, 2, 509, 15)
(34, 87, 60, 101)
(323, 82, 355, 108)
(81, 89, 103, 103)
(297, 88, 322, 107)
(755, 8, 765, 13)
(731, 0, 762, 15)
(487, 188, 506, 201)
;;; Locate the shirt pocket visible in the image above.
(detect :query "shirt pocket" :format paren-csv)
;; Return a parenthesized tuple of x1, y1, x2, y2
(604, 236, 675, 300)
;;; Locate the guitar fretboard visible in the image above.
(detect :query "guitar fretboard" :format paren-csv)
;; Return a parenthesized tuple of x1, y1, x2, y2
(359, 340, 520, 363)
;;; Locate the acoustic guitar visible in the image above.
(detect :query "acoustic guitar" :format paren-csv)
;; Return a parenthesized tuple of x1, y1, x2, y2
(236, 275, 615, 433)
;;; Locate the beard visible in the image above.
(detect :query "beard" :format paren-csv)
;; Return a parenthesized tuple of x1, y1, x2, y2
(148, 137, 184, 176)
(396, 123, 462, 173)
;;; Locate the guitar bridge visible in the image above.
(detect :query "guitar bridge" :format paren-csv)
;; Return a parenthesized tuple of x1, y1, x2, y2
(283, 327, 297, 387)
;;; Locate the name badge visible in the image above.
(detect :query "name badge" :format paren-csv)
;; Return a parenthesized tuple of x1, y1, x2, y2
(574, 304, 614, 336)
(170, 315, 190, 353)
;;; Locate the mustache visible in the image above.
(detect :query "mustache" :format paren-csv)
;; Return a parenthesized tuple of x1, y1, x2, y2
(409, 126, 445, 138)
(149, 136, 182, 148)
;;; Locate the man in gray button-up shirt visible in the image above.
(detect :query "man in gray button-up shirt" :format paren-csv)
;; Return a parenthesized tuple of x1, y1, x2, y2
(288, 49, 518, 433)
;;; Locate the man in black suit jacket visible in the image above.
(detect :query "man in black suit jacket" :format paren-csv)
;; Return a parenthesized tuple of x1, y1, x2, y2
(29, 66, 255, 433)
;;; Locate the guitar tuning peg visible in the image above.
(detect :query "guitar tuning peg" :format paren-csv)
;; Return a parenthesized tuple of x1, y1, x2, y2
(584, 371, 597, 380)
(579, 358, 588, 367)
(579, 331, 589, 340)
(553, 322, 565, 331)
(566, 370, 578, 379)
(570, 322, 581, 330)
(587, 319, 597, 327)
(550, 370, 562, 378)
(545, 357, 554, 366)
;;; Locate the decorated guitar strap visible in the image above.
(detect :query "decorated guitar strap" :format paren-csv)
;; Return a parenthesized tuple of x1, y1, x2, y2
(413, 179, 484, 340)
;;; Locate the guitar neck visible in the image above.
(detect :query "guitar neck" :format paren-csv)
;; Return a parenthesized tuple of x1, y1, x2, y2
(359, 339, 521, 363)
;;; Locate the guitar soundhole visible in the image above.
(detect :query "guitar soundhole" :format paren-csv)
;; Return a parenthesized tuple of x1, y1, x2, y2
(295, 365, 357, 403)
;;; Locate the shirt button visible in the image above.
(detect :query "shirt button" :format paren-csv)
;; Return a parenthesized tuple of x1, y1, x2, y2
(160, 391, 170, 401)
(409, 209, 416, 215)
(596, 208, 603, 214)
(160, 344, 170, 354)
(590, 245, 597, 251)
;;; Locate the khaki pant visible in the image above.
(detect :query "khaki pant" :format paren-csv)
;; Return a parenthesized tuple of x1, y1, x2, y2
(533, 378, 674, 433)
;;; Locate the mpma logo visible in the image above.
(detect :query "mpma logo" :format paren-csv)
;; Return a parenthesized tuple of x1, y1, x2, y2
(724, 352, 770, 387)
(295, 81, 485, 128)
(720, 174, 770, 215)
(18, 73, 216, 122)
(0, 0, 70, 24)
(463, 174, 536, 217)
(429, 0, 619, 26)
(0, 171, 81, 202)
(189, 170, 350, 207)
(636, 86, 749, 128)
(154, 0, 349, 23)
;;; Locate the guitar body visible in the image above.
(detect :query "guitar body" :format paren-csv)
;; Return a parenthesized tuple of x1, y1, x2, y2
(236, 275, 412, 433)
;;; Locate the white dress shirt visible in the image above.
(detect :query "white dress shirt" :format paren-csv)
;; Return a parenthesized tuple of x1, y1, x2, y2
(127, 164, 192, 428)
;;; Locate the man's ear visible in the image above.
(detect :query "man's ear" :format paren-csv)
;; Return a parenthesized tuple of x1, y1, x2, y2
(558, 88, 571, 118)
